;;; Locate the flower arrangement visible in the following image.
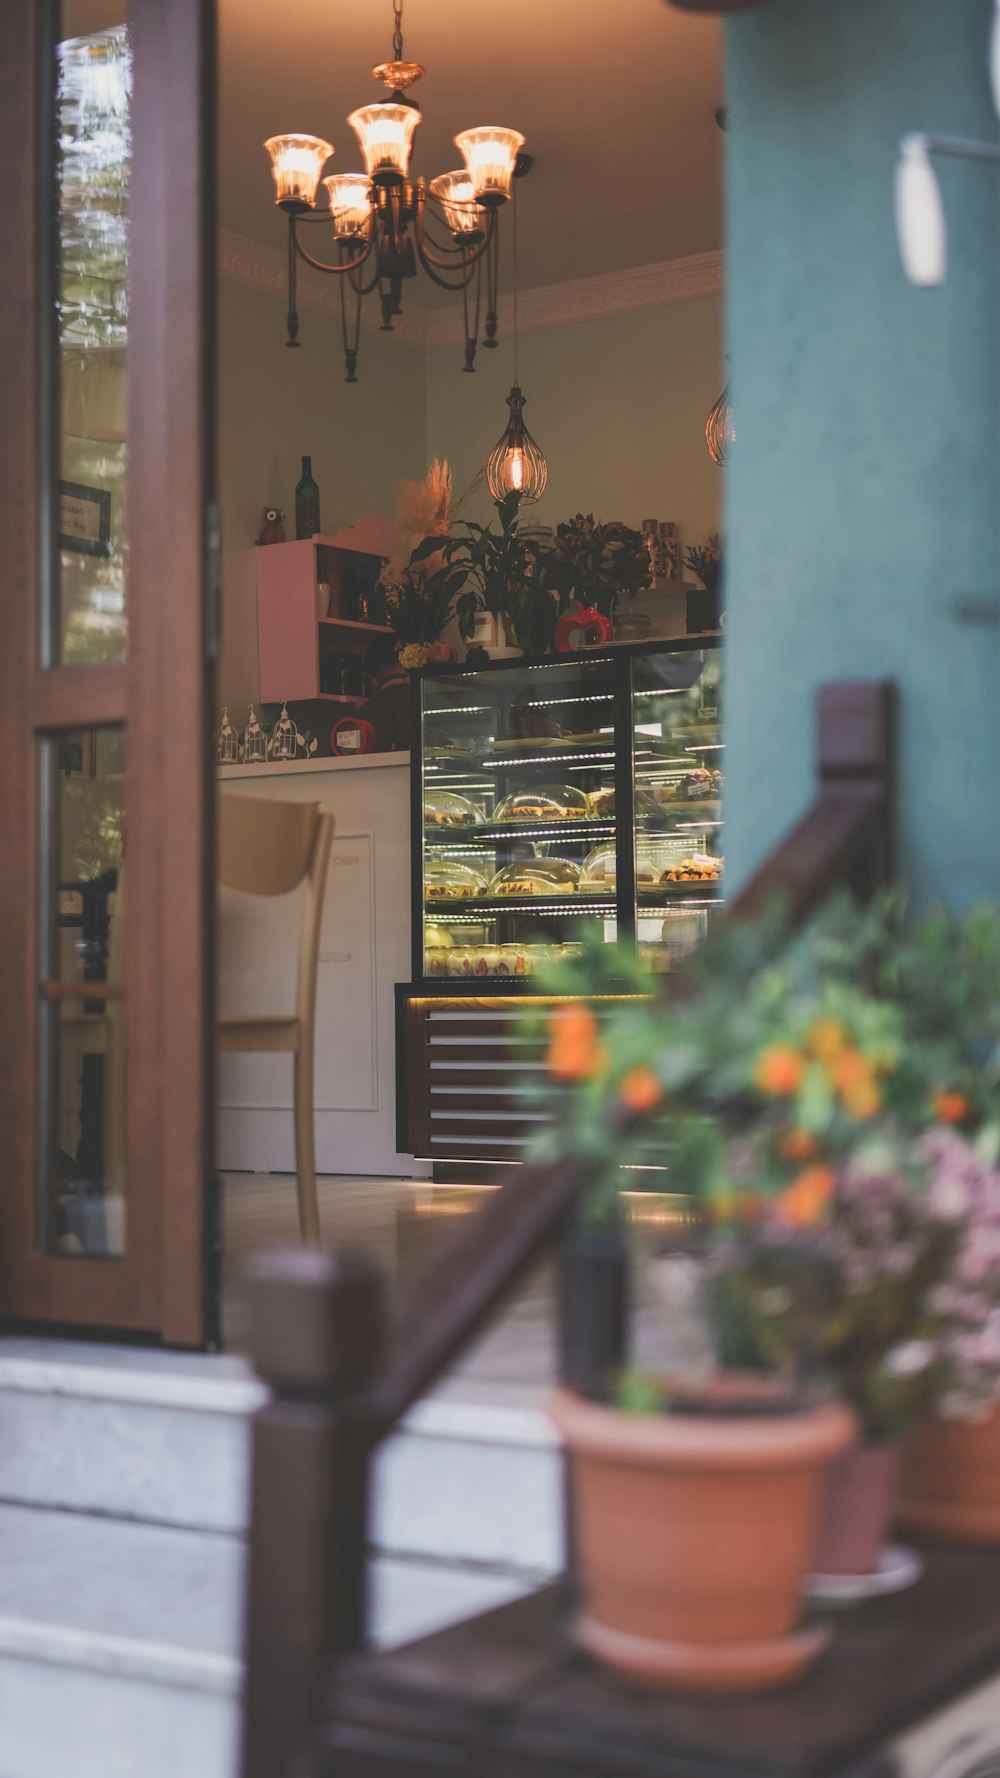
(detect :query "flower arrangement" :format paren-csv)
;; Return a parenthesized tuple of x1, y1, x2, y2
(378, 460, 469, 664)
(684, 533, 723, 597)
(523, 895, 1000, 1436)
(552, 514, 653, 621)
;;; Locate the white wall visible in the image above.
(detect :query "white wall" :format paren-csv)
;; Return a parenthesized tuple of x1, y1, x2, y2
(217, 276, 427, 720)
(426, 294, 724, 547)
(216, 280, 724, 714)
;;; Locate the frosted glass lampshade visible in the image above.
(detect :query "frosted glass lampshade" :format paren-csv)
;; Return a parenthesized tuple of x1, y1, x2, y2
(455, 126, 524, 207)
(323, 173, 373, 238)
(429, 170, 485, 237)
(486, 385, 547, 505)
(264, 134, 334, 210)
(895, 137, 946, 287)
(348, 102, 419, 183)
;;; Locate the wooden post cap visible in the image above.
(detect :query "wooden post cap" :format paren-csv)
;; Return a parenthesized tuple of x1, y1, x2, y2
(247, 1248, 385, 1395)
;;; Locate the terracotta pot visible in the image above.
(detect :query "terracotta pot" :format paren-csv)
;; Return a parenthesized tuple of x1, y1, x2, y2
(897, 1405, 1000, 1543)
(550, 1387, 855, 1693)
(811, 1442, 899, 1577)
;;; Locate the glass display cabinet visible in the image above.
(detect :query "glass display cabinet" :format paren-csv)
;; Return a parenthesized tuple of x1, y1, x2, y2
(396, 640, 723, 1169)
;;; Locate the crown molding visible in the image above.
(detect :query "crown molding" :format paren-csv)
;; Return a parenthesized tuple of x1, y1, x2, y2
(217, 226, 427, 349)
(218, 228, 723, 353)
(424, 250, 724, 348)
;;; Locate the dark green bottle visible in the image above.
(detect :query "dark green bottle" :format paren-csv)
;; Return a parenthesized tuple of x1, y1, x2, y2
(295, 455, 321, 539)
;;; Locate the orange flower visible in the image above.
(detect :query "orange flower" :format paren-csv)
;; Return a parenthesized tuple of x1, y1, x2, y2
(841, 1077, 882, 1120)
(832, 1047, 875, 1092)
(778, 1127, 818, 1162)
(547, 1007, 602, 1082)
(754, 1045, 805, 1096)
(618, 1067, 662, 1114)
(806, 1018, 846, 1064)
(933, 1091, 969, 1125)
(777, 1165, 836, 1227)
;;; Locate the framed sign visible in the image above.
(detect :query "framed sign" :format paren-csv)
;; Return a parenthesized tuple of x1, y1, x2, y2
(58, 480, 111, 557)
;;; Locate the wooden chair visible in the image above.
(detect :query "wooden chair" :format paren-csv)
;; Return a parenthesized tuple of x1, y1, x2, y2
(217, 795, 334, 1244)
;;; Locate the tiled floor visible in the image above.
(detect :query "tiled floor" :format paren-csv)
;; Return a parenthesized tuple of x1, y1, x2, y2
(222, 1172, 691, 1391)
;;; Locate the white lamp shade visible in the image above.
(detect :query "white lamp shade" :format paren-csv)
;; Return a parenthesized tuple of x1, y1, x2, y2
(429, 169, 484, 236)
(348, 103, 419, 180)
(322, 173, 372, 238)
(895, 139, 946, 287)
(263, 134, 335, 208)
(454, 126, 524, 204)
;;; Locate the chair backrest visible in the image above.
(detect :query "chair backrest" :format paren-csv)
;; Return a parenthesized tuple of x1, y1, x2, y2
(218, 795, 322, 896)
(218, 795, 335, 1030)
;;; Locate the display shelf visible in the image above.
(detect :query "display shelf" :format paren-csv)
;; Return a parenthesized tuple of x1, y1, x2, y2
(424, 818, 615, 848)
(424, 896, 617, 917)
(317, 616, 394, 641)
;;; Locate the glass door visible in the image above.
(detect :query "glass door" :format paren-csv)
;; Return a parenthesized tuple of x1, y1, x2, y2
(0, 0, 216, 1341)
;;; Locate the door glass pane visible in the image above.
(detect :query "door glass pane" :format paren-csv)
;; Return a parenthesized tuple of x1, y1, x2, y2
(38, 727, 127, 1258)
(52, 4, 130, 665)
(632, 648, 724, 974)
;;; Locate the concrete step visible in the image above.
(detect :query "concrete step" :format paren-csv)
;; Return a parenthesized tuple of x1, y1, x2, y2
(0, 1500, 529, 1778)
(0, 1340, 563, 1578)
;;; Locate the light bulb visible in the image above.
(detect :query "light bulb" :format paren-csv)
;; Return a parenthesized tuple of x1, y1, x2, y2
(263, 134, 335, 210)
(323, 173, 373, 239)
(486, 386, 547, 505)
(895, 136, 946, 287)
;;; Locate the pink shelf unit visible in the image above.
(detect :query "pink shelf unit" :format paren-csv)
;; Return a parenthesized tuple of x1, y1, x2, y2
(256, 517, 396, 704)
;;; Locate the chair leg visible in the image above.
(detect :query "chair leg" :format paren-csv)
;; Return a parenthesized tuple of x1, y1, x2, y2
(292, 1043, 321, 1245)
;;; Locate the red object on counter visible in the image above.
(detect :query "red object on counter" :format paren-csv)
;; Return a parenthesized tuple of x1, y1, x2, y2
(330, 716, 376, 756)
(554, 604, 615, 653)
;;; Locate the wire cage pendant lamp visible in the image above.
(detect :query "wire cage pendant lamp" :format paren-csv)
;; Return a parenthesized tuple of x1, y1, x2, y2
(263, 0, 526, 382)
(705, 381, 735, 467)
(485, 180, 548, 506)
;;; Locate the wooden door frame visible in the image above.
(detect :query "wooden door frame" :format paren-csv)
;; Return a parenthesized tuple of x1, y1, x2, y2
(0, 0, 216, 1344)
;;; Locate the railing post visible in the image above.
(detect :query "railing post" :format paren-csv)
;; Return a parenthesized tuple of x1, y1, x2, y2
(817, 680, 895, 897)
(240, 1248, 385, 1778)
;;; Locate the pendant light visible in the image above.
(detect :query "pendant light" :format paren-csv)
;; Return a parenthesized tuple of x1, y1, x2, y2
(486, 176, 548, 505)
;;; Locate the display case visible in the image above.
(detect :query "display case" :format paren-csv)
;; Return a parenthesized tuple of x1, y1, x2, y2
(396, 641, 723, 1168)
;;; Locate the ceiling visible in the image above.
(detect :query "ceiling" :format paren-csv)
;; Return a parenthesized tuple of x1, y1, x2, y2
(218, 0, 724, 305)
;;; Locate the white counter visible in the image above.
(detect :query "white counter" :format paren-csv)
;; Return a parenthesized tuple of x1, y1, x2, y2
(216, 753, 429, 1180)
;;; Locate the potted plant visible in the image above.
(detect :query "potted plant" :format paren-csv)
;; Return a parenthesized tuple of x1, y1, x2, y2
(526, 897, 1000, 1687)
(552, 513, 653, 630)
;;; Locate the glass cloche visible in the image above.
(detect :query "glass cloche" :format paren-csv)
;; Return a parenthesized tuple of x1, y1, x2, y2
(486, 858, 581, 899)
(492, 784, 588, 824)
(423, 789, 486, 829)
(580, 841, 675, 892)
(424, 857, 488, 902)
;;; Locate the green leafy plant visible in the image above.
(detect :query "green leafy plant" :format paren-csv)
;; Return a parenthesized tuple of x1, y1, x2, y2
(523, 895, 1000, 1431)
(553, 514, 653, 621)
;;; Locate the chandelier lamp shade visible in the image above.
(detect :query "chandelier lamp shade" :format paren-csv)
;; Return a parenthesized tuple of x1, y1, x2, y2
(262, 0, 527, 381)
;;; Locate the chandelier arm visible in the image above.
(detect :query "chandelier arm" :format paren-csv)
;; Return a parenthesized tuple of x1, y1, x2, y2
(482, 220, 500, 349)
(348, 253, 384, 298)
(413, 193, 495, 280)
(291, 214, 376, 278)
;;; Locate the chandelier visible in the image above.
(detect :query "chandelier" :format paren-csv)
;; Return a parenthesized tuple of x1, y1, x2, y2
(264, 0, 528, 382)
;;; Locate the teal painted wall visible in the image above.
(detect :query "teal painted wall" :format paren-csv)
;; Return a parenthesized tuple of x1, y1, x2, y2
(724, 0, 1000, 908)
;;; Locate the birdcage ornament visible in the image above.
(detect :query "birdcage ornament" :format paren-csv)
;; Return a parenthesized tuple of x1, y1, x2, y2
(216, 706, 239, 764)
(268, 701, 300, 761)
(241, 704, 267, 765)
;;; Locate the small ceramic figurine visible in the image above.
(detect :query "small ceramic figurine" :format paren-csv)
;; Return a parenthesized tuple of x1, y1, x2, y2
(216, 706, 238, 764)
(256, 507, 285, 546)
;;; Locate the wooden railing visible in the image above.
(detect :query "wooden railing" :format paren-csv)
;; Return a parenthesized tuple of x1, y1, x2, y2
(239, 680, 894, 1778)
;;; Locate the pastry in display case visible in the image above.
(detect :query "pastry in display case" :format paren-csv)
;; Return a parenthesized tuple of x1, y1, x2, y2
(423, 789, 486, 829)
(491, 784, 589, 825)
(487, 859, 581, 899)
(660, 851, 722, 887)
(587, 785, 658, 820)
(424, 857, 488, 902)
(651, 765, 724, 810)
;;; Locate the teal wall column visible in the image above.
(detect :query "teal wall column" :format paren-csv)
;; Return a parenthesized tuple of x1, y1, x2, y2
(724, 0, 1000, 908)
